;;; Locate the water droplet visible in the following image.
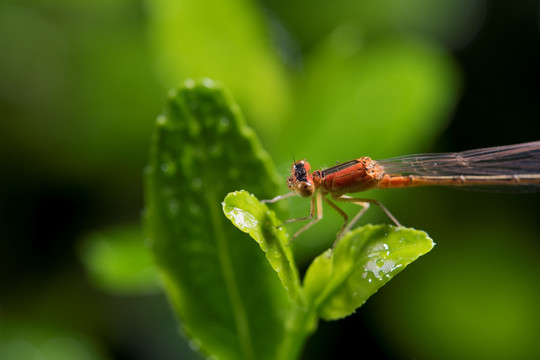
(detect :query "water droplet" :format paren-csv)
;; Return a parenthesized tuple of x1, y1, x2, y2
(274, 251, 281, 258)
(220, 116, 230, 127)
(184, 79, 195, 89)
(189, 338, 201, 351)
(201, 78, 215, 88)
(364, 258, 396, 279)
(371, 242, 390, 257)
(160, 161, 176, 175)
(168, 88, 178, 98)
(159, 152, 176, 176)
(156, 114, 166, 125)
(229, 207, 257, 230)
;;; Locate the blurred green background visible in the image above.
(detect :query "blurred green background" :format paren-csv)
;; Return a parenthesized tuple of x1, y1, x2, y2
(1, 0, 539, 359)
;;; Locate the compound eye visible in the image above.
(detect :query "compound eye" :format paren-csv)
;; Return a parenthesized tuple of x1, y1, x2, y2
(287, 176, 294, 189)
(295, 182, 314, 197)
(293, 162, 309, 182)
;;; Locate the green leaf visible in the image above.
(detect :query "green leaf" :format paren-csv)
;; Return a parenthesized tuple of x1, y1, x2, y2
(79, 225, 160, 295)
(144, 79, 288, 360)
(303, 224, 434, 320)
(222, 190, 304, 305)
(147, 0, 290, 130)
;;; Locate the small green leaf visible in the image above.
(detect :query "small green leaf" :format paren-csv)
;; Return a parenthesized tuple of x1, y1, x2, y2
(304, 224, 434, 320)
(79, 225, 160, 295)
(144, 79, 288, 360)
(222, 190, 304, 304)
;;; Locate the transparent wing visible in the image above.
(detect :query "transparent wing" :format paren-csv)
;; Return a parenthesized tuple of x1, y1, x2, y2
(377, 141, 540, 192)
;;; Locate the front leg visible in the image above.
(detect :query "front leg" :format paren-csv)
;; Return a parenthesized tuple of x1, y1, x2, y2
(286, 191, 324, 243)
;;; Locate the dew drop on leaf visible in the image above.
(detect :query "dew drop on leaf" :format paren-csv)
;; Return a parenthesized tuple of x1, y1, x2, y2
(189, 338, 201, 351)
(229, 207, 257, 230)
(156, 114, 166, 125)
(160, 161, 176, 176)
(201, 78, 215, 88)
(219, 116, 229, 127)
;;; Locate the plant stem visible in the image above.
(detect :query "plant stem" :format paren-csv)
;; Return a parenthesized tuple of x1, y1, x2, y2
(277, 305, 318, 360)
